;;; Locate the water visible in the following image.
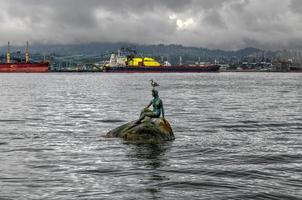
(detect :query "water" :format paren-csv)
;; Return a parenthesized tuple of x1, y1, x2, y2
(0, 73, 301, 200)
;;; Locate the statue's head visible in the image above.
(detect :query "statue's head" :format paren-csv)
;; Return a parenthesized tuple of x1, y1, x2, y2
(152, 89, 159, 98)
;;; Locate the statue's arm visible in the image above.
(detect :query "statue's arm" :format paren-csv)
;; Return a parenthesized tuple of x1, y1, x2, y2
(145, 101, 152, 109)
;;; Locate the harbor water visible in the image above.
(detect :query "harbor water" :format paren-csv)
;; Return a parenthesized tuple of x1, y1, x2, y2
(0, 73, 301, 199)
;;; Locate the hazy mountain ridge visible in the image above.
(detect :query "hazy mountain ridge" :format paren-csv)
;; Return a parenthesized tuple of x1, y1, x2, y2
(0, 42, 261, 59)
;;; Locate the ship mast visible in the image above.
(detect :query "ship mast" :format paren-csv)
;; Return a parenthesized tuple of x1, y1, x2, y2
(6, 42, 10, 64)
(25, 41, 30, 63)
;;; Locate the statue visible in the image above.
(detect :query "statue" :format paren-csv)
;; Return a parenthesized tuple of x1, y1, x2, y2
(135, 89, 165, 125)
(105, 80, 174, 143)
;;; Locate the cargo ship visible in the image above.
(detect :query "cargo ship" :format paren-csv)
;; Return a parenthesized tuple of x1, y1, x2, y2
(0, 42, 49, 73)
(102, 48, 220, 73)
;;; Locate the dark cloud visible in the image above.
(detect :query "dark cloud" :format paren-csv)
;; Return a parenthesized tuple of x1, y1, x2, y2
(290, 0, 302, 13)
(0, 0, 300, 50)
(203, 10, 227, 29)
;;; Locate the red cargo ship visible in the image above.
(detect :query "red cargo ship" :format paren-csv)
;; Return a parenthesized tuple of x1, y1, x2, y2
(0, 42, 49, 73)
(0, 62, 49, 73)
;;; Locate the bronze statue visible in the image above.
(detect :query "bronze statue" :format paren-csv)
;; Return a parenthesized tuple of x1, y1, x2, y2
(135, 84, 165, 124)
(106, 80, 174, 142)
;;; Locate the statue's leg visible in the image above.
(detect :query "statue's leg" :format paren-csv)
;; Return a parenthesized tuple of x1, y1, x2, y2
(140, 108, 150, 117)
(144, 111, 158, 118)
(140, 109, 145, 117)
(136, 111, 157, 124)
(137, 113, 147, 124)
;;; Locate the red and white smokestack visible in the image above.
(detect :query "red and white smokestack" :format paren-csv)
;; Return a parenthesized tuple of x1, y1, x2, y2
(25, 41, 30, 63)
(6, 42, 11, 64)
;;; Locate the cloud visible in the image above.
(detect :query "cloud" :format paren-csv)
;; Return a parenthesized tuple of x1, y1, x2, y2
(0, 0, 300, 50)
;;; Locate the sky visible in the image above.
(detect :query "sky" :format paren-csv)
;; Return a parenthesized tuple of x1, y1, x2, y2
(0, 0, 302, 50)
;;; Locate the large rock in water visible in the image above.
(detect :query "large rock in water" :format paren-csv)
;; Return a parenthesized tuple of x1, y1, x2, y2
(106, 118, 174, 143)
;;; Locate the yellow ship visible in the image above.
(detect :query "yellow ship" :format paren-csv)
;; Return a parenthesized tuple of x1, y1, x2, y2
(127, 57, 161, 67)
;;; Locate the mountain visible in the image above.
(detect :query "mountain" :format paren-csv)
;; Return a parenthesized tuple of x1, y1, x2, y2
(0, 42, 260, 57)
(0, 42, 261, 65)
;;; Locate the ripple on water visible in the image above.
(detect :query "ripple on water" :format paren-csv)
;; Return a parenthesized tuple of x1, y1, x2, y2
(0, 73, 301, 199)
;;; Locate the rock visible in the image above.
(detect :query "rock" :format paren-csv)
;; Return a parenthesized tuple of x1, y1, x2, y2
(106, 118, 174, 143)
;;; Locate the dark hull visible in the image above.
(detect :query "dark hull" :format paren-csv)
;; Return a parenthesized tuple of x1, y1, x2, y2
(104, 65, 220, 73)
(290, 66, 302, 72)
(0, 63, 49, 73)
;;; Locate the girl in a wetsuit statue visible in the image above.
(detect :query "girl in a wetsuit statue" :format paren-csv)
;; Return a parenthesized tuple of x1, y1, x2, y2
(136, 89, 165, 124)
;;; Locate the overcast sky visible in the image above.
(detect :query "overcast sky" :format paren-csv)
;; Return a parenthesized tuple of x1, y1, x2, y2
(0, 0, 301, 50)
